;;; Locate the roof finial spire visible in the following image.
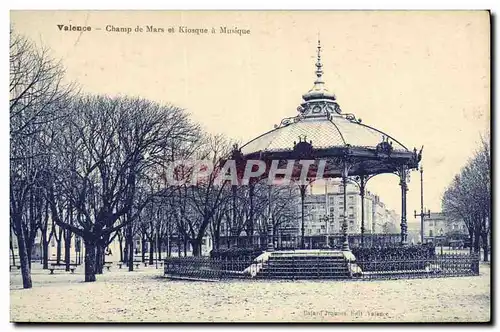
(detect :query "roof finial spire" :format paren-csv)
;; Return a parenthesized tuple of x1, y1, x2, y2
(301, 36, 336, 104)
(315, 37, 324, 81)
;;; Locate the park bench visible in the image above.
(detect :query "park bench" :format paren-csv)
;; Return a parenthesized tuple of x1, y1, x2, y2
(146, 259, 164, 267)
(104, 262, 113, 271)
(49, 263, 78, 274)
(116, 262, 141, 269)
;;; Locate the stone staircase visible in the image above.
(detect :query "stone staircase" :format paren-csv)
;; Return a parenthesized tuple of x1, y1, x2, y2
(255, 250, 351, 279)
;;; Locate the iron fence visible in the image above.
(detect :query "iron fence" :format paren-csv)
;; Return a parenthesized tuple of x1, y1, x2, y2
(351, 253, 480, 280)
(164, 252, 480, 281)
(164, 256, 256, 280)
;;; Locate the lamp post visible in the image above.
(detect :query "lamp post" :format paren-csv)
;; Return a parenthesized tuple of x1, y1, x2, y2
(414, 166, 430, 243)
(319, 213, 334, 249)
(439, 228, 444, 255)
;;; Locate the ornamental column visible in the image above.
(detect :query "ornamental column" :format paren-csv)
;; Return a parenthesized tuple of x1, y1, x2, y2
(359, 174, 366, 248)
(267, 185, 274, 252)
(247, 182, 256, 246)
(399, 165, 409, 246)
(341, 161, 350, 251)
(231, 184, 238, 248)
(300, 184, 307, 249)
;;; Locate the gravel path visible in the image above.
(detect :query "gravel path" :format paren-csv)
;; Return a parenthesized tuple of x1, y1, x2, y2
(10, 263, 490, 322)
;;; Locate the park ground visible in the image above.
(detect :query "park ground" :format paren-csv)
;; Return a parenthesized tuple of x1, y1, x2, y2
(10, 262, 490, 323)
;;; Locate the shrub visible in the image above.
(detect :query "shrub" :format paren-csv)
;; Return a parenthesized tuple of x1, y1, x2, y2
(209, 247, 265, 272)
(352, 243, 436, 261)
(210, 247, 264, 261)
(352, 243, 436, 272)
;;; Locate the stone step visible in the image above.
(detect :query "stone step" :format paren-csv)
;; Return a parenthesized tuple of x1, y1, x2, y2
(255, 274, 349, 279)
(261, 266, 349, 271)
(270, 255, 344, 259)
(267, 259, 347, 265)
(261, 267, 348, 273)
(271, 250, 344, 256)
(269, 258, 345, 261)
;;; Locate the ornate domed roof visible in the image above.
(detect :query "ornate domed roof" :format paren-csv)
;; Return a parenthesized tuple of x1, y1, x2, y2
(240, 40, 409, 157)
(240, 114, 408, 155)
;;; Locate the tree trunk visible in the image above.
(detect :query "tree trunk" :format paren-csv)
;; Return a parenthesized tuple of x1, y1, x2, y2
(214, 231, 220, 251)
(64, 229, 71, 271)
(15, 222, 33, 288)
(95, 243, 104, 274)
(141, 233, 147, 262)
(10, 233, 16, 266)
(158, 236, 163, 260)
(148, 238, 154, 265)
(127, 225, 134, 271)
(56, 228, 63, 264)
(123, 239, 129, 264)
(473, 226, 480, 254)
(24, 227, 34, 267)
(468, 228, 474, 254)
(128, 237, 134, 272)
(41, 229, 49, 269)
(191, 239, 202, 257)
(481, 232, 489, 262)
(183, 237, 188, 257)
(84, 238, 96, 282)
(118, 232, 124, 262)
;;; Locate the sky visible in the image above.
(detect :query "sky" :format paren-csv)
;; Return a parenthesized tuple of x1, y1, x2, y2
(10, 10, 490, 225)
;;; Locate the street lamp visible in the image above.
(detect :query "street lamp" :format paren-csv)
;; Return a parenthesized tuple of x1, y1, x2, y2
(439, 228, 444, 255)
(414, 166, 431, 243)
(319, 213, 334, 249)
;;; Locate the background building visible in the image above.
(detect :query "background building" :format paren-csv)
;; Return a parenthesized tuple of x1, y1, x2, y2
(301, 180, 400, 248)
(423, 212, 468, 245)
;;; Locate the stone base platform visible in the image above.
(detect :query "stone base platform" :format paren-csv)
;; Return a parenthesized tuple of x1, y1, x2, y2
(253, 249, 354, 279)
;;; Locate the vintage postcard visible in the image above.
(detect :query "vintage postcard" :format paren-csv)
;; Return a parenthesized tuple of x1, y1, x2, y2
(9, 10, 490, 323)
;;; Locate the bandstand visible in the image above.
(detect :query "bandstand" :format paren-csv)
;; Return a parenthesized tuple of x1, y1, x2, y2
(230, 40, 422, 253)
(164, 41, 481, 281)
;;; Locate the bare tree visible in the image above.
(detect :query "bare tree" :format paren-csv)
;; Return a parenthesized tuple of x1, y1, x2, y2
(46, 95, 198, 281)
(442, 133, 490, 261)
(10, 29, 75, 289)
(172, 134, 233, 256)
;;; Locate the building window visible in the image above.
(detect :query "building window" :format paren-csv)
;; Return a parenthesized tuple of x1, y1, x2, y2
(429, 230, 433, 237)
